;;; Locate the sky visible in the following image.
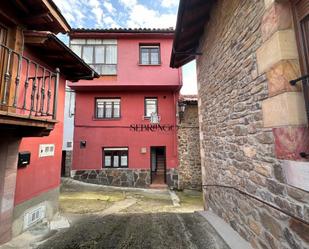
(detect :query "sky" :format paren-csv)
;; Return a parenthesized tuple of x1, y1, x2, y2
(53, 0, 197, 95)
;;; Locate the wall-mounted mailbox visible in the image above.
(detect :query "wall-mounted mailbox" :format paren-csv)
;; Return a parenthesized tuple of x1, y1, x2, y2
(18, 152, 31, 168)
(80, 140, 86, 148)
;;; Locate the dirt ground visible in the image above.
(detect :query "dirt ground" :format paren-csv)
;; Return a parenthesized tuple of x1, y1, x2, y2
(25, 179, 230, 249)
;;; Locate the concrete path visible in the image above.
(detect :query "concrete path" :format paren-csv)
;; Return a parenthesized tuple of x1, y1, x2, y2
(98, 197, 137, 216)
(1, 179, 232, 249)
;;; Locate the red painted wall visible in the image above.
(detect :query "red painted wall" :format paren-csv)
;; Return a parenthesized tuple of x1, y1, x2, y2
(69, 37, 182, 89)
(71, 35, 181, 171)
(14, 48, 66, 205)
(72, 91, 179, 170)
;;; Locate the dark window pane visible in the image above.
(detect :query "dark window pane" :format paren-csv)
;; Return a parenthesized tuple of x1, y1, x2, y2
(140, 46, 160, 65)
(103, 148, 128, 168)
(96, 99, 120, 118)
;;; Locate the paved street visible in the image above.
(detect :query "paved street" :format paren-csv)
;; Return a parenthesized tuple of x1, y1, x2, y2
(38, 180, 229, 249)
(38, 212, 229, 249)
(2, 179, 229, 249)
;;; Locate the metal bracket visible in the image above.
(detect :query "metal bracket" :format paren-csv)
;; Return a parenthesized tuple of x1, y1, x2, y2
(290, 74, 309, 85)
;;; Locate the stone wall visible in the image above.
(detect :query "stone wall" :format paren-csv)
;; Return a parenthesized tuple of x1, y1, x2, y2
(197, 0, 309, 248)
(177, 103, 201, 190)
(166, 168, 179, 189)
(72, 168, 180, 189)
(64, 151, 72, 177)
(72, 169, 151, 188)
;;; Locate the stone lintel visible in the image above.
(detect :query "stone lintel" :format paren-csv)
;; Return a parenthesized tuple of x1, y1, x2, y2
(264, 0, 276, 9)
(257, 30, 298, 74)
(262, 92, 307, 127)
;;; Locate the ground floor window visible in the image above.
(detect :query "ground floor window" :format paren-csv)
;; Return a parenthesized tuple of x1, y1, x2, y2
(103, 147, 128, 168)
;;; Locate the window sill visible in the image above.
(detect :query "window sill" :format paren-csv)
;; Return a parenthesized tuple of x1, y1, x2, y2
(138, 64, 161, 66)
(103, 167, 129, 169)
(98, 74, 117, 76)
(93, 117, 121, 121)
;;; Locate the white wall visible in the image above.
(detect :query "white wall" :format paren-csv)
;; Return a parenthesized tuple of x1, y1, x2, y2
(62, 84, 75, 151)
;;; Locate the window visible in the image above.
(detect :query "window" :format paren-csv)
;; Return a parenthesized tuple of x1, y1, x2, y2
(103, 148, 128, 168)
(70, 39, 117, 75)
(139, 45, 160, 65)
(96, 98, 120, 119)
(145, 98, 158, 117)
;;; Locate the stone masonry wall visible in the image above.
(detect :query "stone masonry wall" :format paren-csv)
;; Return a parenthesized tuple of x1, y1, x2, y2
(197, 0, 309, 248)
(72, 169, 180, 189)
(178, 103, 201, 190)
(64, 151, 72, 177)
(72, 169, 151, 188)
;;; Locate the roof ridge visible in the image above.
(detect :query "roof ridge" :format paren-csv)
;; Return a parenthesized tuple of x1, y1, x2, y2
(70, 27, 175, 32)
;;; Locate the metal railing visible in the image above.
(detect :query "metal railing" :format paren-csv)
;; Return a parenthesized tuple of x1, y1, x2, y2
(0, 43, 59, 120)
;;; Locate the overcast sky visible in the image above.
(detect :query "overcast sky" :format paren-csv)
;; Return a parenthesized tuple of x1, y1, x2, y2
(54, 0, 197, 95)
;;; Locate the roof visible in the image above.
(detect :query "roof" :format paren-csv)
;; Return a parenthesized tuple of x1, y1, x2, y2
(70, 28, 175, 39)
(71, 28, 174, 33)
(24, 31, 99, 81)
(170, 0, 213, 68)
(6, 0, 70, 33)
(179, 95, 198, 104)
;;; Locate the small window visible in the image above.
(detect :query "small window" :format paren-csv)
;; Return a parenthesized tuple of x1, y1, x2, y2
(140, 45, 160, 65)
(96, 98, 120, 119)
(103, 148, 128, 168)
(145, 98, 158, 117)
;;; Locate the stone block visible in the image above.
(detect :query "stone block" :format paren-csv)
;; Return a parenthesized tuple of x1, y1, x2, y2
(283, 228, 302, 249)
(266, 178, 285, 195)
(262, 1, 292, 42)
(262, 92, 307, 127)
(289, 219, 309, 244)
(255, 164, 272, 177)
(267, 60, 301, 97)
(264, 0, 275, 9)
(260, 212, 283, 238)
(257, 30, 298, 73)
(273, 126, 309, 160)
(248, 218, 262, 235)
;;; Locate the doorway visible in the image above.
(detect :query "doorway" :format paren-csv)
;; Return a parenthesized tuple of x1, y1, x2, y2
(292, 0, 309, 117)
(150, 146, 166, 185)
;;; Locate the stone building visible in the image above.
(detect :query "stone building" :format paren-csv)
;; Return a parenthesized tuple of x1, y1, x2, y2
(178, 95, 201, 190)
(171, 0, 309, 248)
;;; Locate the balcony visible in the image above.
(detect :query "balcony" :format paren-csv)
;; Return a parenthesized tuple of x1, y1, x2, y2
(0, 43, 60, 136)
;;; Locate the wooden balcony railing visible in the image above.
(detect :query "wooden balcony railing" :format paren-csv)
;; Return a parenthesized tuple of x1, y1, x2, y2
(0, 43, 59, 121)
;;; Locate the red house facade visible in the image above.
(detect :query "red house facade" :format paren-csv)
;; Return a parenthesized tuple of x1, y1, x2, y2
(69, 29, 182, 188)
(0, 1, 97, 244)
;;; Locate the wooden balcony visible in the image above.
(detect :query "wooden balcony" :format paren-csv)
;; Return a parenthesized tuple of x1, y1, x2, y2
(0, 43, 60, 137)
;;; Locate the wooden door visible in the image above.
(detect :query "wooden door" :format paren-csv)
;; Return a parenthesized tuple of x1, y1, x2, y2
(292, 0, 309, 74)
(292, 0, 309, 119)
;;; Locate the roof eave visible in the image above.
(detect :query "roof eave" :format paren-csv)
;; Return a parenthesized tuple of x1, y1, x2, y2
(24, 31, 99, 81)
(170, 0, 213, 68)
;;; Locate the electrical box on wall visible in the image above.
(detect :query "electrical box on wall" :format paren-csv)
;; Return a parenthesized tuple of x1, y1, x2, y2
(18, 152, 31, 168)
(39, 144, 55, 157)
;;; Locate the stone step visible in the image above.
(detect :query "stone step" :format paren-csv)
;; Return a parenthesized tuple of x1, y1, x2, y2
(149, 183, 168, 189)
